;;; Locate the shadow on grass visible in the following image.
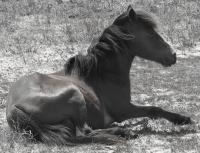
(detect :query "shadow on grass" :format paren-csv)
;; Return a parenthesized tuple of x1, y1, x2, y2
(133, 126, 197, 137)
(127, 119, 198, 138)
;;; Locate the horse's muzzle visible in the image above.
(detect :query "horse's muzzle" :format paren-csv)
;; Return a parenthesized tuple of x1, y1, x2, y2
(161, 53, 177, 67)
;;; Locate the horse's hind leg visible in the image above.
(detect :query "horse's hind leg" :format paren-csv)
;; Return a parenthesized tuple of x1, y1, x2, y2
(87, 126, 137, 139)
(75, 124, 137, 145)
(118, 103, 191, 125)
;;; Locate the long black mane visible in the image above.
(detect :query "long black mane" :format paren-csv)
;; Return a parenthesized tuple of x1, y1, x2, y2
(64, 10, 157, 79)
(64, 25, 134, 78)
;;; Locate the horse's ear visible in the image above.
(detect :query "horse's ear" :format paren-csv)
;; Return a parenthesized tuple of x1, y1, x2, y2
(127, 5, 136, 21)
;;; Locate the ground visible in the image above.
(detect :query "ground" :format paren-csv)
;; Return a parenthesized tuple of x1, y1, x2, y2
(1, 44, 200, 153)
(0, 0, 200, 153)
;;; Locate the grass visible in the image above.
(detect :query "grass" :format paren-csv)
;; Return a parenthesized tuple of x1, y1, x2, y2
(0, 0, 200, 152)
(0, 0, 199, 57)
(1, 56, 200, 152)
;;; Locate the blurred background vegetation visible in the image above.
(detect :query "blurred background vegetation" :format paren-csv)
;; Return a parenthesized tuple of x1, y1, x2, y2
(0, 0, 199, 58)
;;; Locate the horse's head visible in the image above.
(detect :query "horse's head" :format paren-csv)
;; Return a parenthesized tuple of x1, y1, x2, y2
(113, 5, 176, 67)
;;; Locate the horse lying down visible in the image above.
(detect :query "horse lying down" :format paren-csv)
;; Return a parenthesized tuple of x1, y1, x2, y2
(6, 5, 192, 145)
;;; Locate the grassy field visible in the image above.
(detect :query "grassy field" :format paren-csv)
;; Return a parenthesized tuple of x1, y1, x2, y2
(0, 0, 200, 152)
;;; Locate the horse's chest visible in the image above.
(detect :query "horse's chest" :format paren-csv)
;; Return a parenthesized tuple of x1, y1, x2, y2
(97, 82, 131, 122)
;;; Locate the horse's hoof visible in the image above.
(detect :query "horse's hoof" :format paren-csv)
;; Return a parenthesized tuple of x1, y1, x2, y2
(126, 134, 138, 140)
(173, 115, 192, 125)
(118, 128, 138, 139)
(103, 138, 122, 145)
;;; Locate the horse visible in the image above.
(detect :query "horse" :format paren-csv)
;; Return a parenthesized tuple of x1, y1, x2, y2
(6, 5, 192, 145)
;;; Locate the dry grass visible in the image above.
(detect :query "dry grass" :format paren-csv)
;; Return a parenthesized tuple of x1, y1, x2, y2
(0, 0, 200, 152)
(0, 0, 199, 57)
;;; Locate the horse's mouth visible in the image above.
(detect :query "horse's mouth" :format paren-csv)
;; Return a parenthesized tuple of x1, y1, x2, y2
(161, 54, 177, 67)
(161, 61, 174, 67)
(161, 61, 176, 67)
(162, 63, 173, 67)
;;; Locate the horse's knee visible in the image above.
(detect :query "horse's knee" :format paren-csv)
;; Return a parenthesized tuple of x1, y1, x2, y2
(76, 123, 92, 137)
(67, 85, 85, 106)
(67, 85, 87, 125)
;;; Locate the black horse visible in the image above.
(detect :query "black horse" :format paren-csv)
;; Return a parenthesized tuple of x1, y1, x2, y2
(6, 6, 191, 145)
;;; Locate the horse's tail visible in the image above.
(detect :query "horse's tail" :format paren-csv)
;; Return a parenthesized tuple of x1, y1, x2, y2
(7, 106, 118, 145)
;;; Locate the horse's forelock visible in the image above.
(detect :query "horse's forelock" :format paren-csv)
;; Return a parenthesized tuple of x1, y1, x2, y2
(136, 10, 158, 29)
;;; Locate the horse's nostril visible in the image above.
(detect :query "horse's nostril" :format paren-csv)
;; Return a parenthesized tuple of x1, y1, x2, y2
(173, 53, 176, 57)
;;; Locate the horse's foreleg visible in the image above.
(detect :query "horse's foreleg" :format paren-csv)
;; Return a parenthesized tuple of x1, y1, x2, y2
(118, 103, 191, 125)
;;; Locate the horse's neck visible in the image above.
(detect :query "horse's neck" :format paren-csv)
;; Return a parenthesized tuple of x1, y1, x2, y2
(101, 52, 133, 75)
(86, 54, 134, 103)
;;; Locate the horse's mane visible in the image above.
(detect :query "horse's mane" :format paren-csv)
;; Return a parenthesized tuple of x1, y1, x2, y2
(64, 25, 134, 78)
(64, 10, 157, 79)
